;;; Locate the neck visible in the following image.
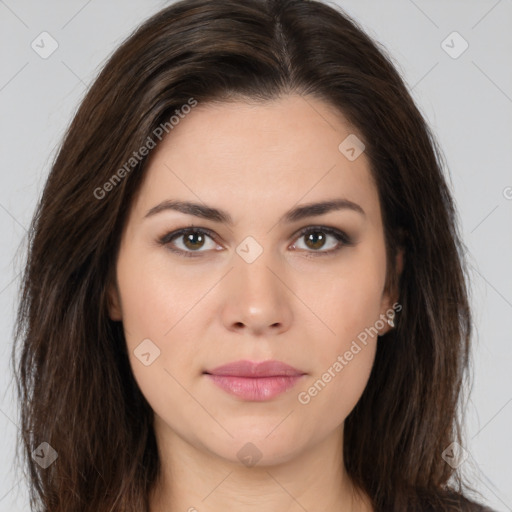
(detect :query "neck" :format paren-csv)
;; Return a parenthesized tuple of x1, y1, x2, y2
(148, 419, 373, 512)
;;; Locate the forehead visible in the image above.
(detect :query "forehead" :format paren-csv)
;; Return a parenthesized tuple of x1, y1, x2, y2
(135, 94, 380, 223)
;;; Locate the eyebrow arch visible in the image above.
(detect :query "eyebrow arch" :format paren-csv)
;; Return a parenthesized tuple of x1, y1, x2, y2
(144, 198, 365, 225)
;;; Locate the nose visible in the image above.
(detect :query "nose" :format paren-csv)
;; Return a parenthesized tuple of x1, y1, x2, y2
(220, 252, 293, 337)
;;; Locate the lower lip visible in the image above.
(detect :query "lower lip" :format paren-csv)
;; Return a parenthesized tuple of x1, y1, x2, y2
(205, 374, 304, 401)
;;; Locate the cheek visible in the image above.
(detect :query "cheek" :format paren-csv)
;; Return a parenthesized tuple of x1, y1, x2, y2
(296, 340, 377, 438)
(115, 248, 215, 392)
(292, 249, 384, 420)
(116, 254, 210, 427)
(116, 247, 211, 340)
(296, 276, 380, 432)
(304, 249, 386, 351)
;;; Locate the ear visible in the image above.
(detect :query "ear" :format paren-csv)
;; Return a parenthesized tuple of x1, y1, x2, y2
(378, 247, 404, 336)
(107, 280, 123, 321)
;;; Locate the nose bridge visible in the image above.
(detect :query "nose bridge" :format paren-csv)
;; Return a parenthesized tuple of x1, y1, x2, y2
(220, 235, 293, 334)
(235, 238, 282, 304)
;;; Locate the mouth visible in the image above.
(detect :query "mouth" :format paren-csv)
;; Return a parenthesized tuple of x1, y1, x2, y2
(203, 359, 307, 401)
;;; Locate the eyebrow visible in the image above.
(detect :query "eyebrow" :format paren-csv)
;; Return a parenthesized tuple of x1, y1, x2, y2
(144, 198, 365, 225)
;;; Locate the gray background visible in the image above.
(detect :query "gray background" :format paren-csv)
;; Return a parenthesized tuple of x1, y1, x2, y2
(1, 0, 511, 510)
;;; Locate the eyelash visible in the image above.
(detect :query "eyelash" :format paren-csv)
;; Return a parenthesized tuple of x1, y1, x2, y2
(157, 225, 354, 258)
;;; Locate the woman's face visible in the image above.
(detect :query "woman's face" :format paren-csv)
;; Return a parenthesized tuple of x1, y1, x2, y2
(109, 94, 398, 466)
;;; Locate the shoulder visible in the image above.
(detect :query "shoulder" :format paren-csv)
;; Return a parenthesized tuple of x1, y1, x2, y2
(469, 505, 498, 512)
(414, 491, 497, 512)
(450, 493, 496, 512)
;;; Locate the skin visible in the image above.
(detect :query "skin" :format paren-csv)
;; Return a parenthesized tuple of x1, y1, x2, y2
(108, 94, 402, 512)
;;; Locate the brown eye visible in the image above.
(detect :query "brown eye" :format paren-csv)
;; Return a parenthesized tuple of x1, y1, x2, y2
(159, 225, 354, 259)
(182, 232, 206, 250)
(158, 227, 218, 257)
(304, 231, 328, 250)
(291, 226, 353, 256)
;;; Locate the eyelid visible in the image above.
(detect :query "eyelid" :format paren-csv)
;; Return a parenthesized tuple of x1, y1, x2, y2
(158, 224, 354, 257)
(157, 226, 220, 257)
(292, 225, 353, 247)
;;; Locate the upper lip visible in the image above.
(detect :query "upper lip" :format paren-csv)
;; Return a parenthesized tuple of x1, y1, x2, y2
(204, 360, 306, 377)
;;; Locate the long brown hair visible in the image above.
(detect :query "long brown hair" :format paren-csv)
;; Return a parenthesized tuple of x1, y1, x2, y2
(12, 0, 490, 510)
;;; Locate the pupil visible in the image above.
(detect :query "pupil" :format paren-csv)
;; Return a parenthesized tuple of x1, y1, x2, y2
(182, 231, 327, 251)
(185, 233, 204, 250)
(307, 232, 325, 249)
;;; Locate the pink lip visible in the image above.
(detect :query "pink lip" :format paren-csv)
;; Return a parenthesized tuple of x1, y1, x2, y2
(204, 360, 306, 401)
